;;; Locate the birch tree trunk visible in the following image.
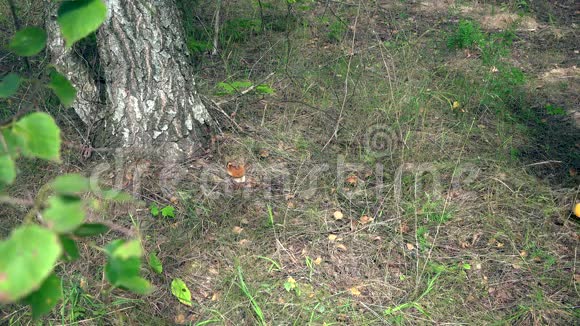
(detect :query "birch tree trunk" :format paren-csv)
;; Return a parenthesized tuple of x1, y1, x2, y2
(45, 1, 103, 130)
(48, 0, 211, 160)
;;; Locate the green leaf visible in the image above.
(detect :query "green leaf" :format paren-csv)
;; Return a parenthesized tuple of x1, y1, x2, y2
(149, 203, 159, 217)
(73, 223, 109, 237)
(59, 235, 79, 261)
(148, 252, 163, 274)
(255, 84, 274, 94)
(284, 281, 293, 292)
(47, 70, 76, 107)
(215, 81, 252, 95)
(0, 129, 24, 156)
(57, 0, 107, 47)
(0, 73, 20, 98)
(161, 205, 175, 218)
(22, 274, 62, 319)
(43, 196, 85, 233)
(171, 278, 192, 306)
(9, 27, 47, 57)
(105, 256, 140, 284)
(104, 239, 150, 294)
(99, 188, 134, 203)
(104, 240, 140, 284)
(105, 239, 125, 255)
(0, 155, 16, 185)
(13, 112, 61, 161)
(0, 225, 62, 303)
(117, 276, 152, 295)
(112, 240, 142, 259)
(52, 174, 89, 195)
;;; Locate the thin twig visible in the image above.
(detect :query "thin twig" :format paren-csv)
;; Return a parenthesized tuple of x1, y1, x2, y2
(490, 177, 515, 193)
(525, 160, 562, 167)
(98, 220, 136, 237)
(0, 196, 34, 206)
(211, 0, 222, 56)
(204, 95, 243, 131)
(322, 1, 361, 150)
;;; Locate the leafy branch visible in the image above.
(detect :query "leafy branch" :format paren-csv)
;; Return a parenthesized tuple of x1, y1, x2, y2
(0, 0, 150, 318)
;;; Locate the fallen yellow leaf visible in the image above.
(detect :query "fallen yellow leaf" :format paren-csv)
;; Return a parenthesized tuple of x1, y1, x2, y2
(313, 256, 322, 265)
(359, 215, 373, 224)
(349, 287, 362, 297)
(175, 314, 186, 324)
(328, 234, 338, 242)
(232, 226, 243, 234)
(259, 149, 269, 158)
(406, 243, 415, 250)
(336, 243, 347, 251)
(574, 203, 580, 217)
(333, 210, 344, 220)
(452, 101, 460, 110)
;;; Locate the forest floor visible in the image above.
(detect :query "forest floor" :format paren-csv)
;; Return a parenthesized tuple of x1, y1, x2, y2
(1, 0, 579, 325)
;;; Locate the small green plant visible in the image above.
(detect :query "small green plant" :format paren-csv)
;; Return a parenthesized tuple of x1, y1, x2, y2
(266, 203, 274, 226)
(516, 0, 530, 12)
(237, 266, 266, 325)
(186, 38, 212, 54)
(416, 226, 430, 250)
(446, 18, 516, 65)
(256, 255, 281, 272)
(527, 246, 557, 270)
(447, 20, 483, 49)
(480, 29, 516, 65)
(544, 104, 566, 116)
(487, 65, 526, 102)
(221, 18, 261, 43)
(283, 276, 301, 296)
(383, 272, 441, 318)
(328, 20, 346, 42)
(255, 84, 275, 94)
(305, 256, 315, 279)
(215, 81, 275, 96)
(148, 252, 163, 274)
(216, 81, 252, 95)
(161, 205, 175, 218)
(421, 199, 453, 223)
(149, 203, 175, 218)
